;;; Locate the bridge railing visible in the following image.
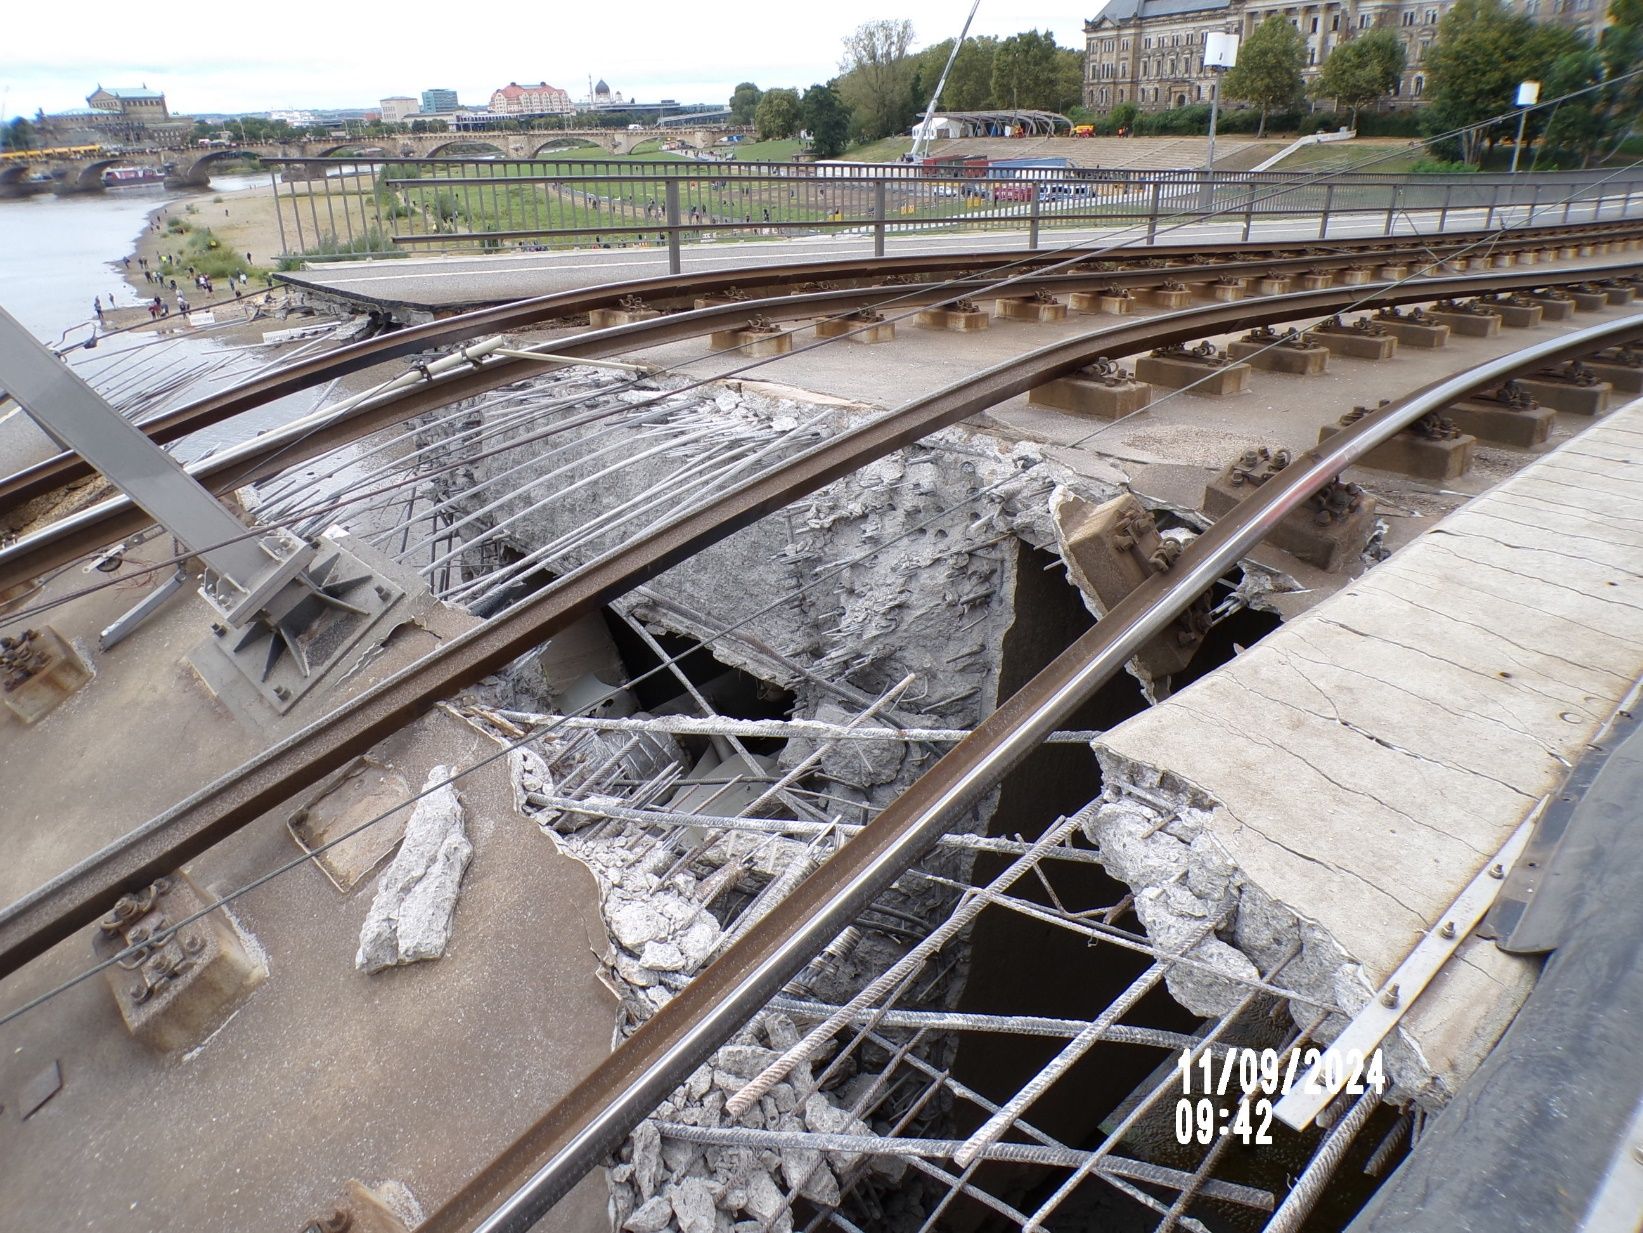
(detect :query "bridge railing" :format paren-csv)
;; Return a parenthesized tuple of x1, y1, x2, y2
(260, 157, 1643, 272)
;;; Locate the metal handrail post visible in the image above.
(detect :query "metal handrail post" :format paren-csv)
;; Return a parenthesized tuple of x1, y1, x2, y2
(1384, 182, 1399, 236)
(874, 180, 887, 258)
(1028, 182, 1041, 251)
(1146, 180, 1163, 242)
(665, 179, 681, 276)
(1439, 182, 1453, 233)
(1319, 183, 1334, 240)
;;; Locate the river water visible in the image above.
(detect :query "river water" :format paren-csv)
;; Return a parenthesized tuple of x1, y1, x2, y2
(0, 173, 327, 473)
(0, 173, 265, 342)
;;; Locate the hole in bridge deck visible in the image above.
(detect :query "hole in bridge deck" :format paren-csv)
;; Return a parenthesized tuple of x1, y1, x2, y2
(943, 545, 1294, 1232)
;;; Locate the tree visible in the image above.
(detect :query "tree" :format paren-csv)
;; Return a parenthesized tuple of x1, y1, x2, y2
(730, 82, 763, 126)
(802, 83, 851, 158)
(1312, 28, 1406, 126)
(1423, 0, 1543, 163)
(838, 19, 918, 142)
(4, 116, 36, 151)
(1222, 15, 1307, 136)
(991, 29, 1065, 111)
(754, 88, 802, 139)
(912, 36, 999, 109)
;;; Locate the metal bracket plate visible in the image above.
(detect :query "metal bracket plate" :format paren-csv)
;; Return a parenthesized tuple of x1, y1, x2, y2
(203, 534, 405, 714)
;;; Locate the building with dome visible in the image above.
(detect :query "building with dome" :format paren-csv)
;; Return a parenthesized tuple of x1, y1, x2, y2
(588, 79, 627, 109)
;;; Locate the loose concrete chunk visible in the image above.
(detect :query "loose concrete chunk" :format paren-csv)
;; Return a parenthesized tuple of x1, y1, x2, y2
(624, 1195, 674, 1233)
(671, 1178, 718, 1233)
(744, 1169, 786, 1222)
(356, 767, 473, 973)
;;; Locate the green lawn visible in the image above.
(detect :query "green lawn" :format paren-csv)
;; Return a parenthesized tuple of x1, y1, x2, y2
(844, 137, 915, 163)
(1270, 140, 1427, 174)
(716, 138, 804, 163)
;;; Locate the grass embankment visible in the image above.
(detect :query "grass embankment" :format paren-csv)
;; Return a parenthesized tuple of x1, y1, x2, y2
(154, 209, 255, 279)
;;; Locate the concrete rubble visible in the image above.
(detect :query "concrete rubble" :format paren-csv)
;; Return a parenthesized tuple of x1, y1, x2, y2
(356, 767, 474, 973)
(421, 368, 1314, 1228)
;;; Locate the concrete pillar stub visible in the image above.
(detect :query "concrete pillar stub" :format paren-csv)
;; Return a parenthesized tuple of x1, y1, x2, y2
(1134, 352, 1251, 396)
(1149, 287, 1192, 308)
(709, 327, 793, 357)
(1318, 420, 1475, 480)
(1585, 359, 1643, 394)
(1299, 272, 1334, 290)
(0, 625, 92, 724)
(588, 306, 660, 328)
(1375, 317, 1451, 349)
(915, 307, 990, 332)
(1311, 325, 1398, 360)
(1029, 374, 1153, 420)
(1427, 307, 1502, 337)
(1376, 264, 1409, 281)
(1473, 300, 1543, 328)
(995, 296, 1068, 323)
(1051, 490, 1207, 679)
(92, 871, 266, 1051)
(1226, 337, 1329, 374)
(1569, 289, 1609, 311)
(1069, 291, 1134, 314)
(814, 317, 895, 343)
(1442, 397, 1556, 447)
(1516, 374, 1612, 415)
(1202, 455, 1377, 571)
(1522, 293, 1576, 320)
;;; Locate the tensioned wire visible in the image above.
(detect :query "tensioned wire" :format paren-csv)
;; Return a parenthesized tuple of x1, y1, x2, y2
(4, 77, 1636, 631)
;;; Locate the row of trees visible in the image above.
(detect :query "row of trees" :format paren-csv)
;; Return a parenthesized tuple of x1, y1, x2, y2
(1210, 0, 1639, 163)
(729, 20, 1087, 154)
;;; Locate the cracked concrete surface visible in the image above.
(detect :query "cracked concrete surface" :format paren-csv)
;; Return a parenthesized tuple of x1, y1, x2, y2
(1084, 399, 1643, 1107)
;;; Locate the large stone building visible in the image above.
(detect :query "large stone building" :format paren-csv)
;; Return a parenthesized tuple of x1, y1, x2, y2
(44, 85, 190, 146)
(489, 81, 573, 115)
(1084, 0, 1452, 112)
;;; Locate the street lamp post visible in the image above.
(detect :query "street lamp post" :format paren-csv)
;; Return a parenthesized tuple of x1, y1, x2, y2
(1510, 80, 1540, 173)
(1201, 32, 1240, 211)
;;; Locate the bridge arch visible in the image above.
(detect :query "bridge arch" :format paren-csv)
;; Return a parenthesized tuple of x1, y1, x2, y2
(531, 137, 601, 157)
(423, 140, 508, 159)
(316, 144, 390, 160)
(170, 147, 264, 187)
(0, 164, 39, 198)
(57, 158, 122, 193)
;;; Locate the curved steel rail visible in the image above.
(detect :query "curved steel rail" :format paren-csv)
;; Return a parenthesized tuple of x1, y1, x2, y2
(1, 218, 1634, 512)
(429, 309, 1643, 1233)
(1, 260, 1635, 593)
(1, 280, 1637, 982)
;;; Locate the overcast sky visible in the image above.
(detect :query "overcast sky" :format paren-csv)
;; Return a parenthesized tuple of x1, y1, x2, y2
(2, 1, 1094, 119)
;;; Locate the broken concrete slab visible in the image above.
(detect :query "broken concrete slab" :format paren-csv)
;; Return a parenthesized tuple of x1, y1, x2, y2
(356, 767, 473, 973)
(1086, 401, 1643, 1108)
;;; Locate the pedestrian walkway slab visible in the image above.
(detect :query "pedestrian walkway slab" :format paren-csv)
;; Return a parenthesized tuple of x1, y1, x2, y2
(1082, 399, 1643, 1106)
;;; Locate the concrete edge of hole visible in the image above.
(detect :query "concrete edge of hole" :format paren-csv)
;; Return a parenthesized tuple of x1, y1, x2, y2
(1081, 746, 1454, 1112)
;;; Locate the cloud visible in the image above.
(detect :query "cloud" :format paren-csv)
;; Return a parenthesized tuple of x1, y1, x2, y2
(2, 0, 1091, 117)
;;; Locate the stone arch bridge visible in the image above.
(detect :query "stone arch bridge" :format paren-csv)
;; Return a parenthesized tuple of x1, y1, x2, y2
(0, 126, 745, 196)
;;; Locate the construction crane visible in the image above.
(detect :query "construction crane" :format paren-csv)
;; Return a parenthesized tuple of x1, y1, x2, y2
(909, 0, 983, 163)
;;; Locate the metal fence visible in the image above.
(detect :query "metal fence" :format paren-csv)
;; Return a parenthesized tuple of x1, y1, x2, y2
(265, 157, 1643, 271)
